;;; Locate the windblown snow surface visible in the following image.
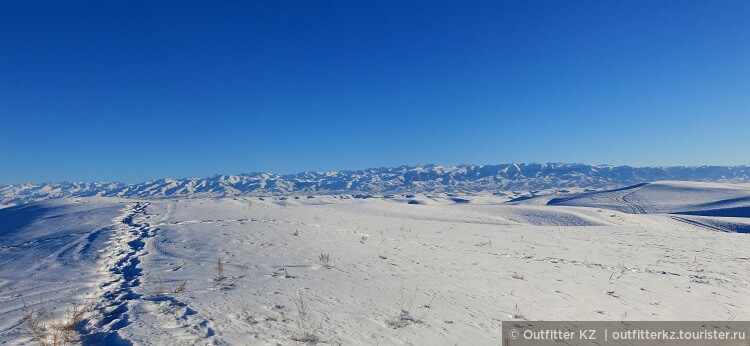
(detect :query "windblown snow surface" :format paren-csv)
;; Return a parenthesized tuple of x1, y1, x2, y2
(1, 181, 750, 344)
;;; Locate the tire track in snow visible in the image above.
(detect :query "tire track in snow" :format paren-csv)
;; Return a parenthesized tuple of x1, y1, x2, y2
(618, 184, 647, 214)
(667, 215, 726, 233)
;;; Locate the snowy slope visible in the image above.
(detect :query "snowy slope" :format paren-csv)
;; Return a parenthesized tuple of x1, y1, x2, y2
(546, 181, 750, 217)
(2, 163, 750, 206)
(2, 195, 749, 344)
(0, 198, 130, 343)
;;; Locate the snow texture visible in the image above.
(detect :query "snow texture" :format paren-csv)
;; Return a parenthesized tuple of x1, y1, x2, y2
(1, 180, 749, 344)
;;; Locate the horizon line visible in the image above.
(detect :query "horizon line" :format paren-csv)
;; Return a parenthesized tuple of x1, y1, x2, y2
(4, 161, 749, 186)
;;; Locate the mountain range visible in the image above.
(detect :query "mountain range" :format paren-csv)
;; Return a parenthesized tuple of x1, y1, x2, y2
(2, 163, 749, 207)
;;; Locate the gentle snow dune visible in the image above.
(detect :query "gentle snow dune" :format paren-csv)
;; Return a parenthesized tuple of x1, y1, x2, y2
(1, 192, 750, 344)
(541, 181, 750, 233)
(546, 180, 750, 216)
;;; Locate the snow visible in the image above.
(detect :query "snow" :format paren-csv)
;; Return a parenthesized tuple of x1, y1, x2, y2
(546, 181, 750, 217)
(1, 182, 750, 344)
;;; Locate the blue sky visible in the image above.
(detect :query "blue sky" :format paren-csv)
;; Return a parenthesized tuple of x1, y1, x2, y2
(1, 1, 748, 184)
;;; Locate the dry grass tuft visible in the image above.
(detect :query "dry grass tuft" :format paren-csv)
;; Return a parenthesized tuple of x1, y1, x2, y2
(173, 280, 188, 294)
(21, 300, 89, 346)
(291, 295, 321, 343)
(511, 304, 525, 320)
(387, 284, 428, 328)
(318, 253, 332, 269)
(215, 258, 225, 281)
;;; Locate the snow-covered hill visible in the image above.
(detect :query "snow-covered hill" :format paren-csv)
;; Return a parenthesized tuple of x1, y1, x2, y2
(2, 196, 749, 344)
(546, 181, 750, 215)
(3, 163, 750, 207)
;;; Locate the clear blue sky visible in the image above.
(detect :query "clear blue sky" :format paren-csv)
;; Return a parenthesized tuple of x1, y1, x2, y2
(1, 1, 748, 184)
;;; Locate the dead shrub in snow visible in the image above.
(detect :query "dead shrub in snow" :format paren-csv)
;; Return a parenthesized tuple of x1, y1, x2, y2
(423, 292, 437, 309)
(173, 280, 188, 294)
(475, 238, 492, 247)
(151, 275, 187, 297)
(388, 284, 427, 328)
(215, 257, 225, 281)
(151, 275, 166, 297)
(318, 253, 332, 269)
(291, 295, 321, 343)
(21, 300, 89, 346)
(21, 300, 50, 345)
(213, 258, 239, 290)
(608, 264, 629, 284)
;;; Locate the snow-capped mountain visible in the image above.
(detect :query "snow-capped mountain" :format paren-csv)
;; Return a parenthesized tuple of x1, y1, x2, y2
(2, 163, 749, 206)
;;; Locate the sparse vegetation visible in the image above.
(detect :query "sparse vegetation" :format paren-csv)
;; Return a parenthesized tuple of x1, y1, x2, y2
(151, 275, 186, 297)
(212, 257, 239, 290)
(215, 257, 225, 281)
(423, 292, 437, 309)
(21, 300, 89, 346)
(318, 253, 332, 269)
(291, 295, 321, 343)
(388, 284, 426, 328)
(152, 275, 165, 297)
(606, 290, 620, 298)
(475, 238, 492, 247)
(173, 280, 188, 294)
(608, 263, 629, 283)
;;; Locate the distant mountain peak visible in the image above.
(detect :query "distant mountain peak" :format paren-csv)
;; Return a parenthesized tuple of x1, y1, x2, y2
(2, 163, 749, 207)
